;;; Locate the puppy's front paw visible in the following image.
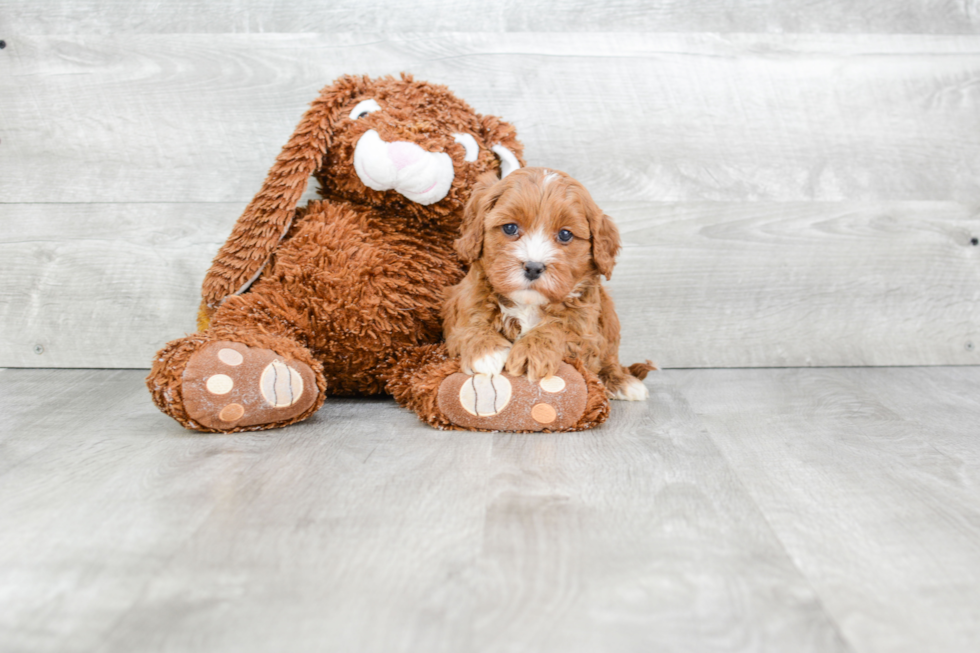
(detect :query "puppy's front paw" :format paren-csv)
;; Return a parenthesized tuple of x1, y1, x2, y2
(505, 340, 562, 382)
(463, 346, 511, 376)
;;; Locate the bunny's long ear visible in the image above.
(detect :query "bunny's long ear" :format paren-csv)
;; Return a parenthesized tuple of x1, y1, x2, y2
(199, 77, 364, 324)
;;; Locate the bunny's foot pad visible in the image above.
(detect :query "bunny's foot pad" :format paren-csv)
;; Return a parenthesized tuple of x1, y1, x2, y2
(182, 341, 319, 430)
(437, 362, 587, 432)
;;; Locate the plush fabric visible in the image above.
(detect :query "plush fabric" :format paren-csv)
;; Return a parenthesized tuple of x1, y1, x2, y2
(146, 73, 615, 434)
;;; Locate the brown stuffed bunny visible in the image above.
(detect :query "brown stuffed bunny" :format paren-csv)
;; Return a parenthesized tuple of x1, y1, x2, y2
(147, 73, 616, 433)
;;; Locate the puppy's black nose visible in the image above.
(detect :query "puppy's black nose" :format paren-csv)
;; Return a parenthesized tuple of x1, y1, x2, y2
(523, 261, 546, 281)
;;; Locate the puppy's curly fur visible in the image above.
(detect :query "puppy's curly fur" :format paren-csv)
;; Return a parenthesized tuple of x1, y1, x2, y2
(444, 168, 655, 400)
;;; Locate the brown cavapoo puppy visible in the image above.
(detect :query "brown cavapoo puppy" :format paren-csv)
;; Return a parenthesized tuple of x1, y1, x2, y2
(444, 167, 654, 402)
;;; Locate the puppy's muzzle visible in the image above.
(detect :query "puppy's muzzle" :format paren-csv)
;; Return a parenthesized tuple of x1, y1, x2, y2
(523, 261, 546, 281)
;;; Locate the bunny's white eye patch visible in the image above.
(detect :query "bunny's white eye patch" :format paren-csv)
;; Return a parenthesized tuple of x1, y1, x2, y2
(452, 133, 479, 162)
(349, 99, 381, 120)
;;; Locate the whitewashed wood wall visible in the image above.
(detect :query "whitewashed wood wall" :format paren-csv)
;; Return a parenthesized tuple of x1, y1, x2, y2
(1, 2, 979, 369)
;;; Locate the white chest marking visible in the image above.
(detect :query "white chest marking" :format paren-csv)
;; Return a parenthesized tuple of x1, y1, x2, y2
(500, 299, 542, 337)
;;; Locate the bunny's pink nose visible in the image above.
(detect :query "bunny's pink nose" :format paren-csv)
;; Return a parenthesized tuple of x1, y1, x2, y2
(387, 141, 425, 170)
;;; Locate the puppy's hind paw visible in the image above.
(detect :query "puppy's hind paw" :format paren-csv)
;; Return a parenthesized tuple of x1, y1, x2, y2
(610, 376, 649, 401)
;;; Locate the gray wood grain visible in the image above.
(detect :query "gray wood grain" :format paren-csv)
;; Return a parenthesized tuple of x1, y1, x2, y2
(0, 368, 850, 653)
(611, 201, 980, 368)
(466, 392, 848, 653)
(670, 366, 980, 653)
(6, 367, 980, 651)
(2, 34, 980, 204)
(846, 367, 980, 466)
(4, 32, 980, 368)
(3, 201, 977, 368)
(2, 0, 979, 34)
(0, 203, 226, 368)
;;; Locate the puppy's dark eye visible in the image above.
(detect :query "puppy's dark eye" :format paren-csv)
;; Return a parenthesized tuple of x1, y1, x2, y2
(502, 223, 519, 236)
(356, 111, 370, 119)
(557, 229, 574, 243)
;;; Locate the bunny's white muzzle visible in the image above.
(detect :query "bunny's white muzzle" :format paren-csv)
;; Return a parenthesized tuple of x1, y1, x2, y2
(353, 129, 455, 206)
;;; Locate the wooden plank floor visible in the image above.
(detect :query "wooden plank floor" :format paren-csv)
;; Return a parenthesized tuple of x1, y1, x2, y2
(1, 367, 978, 652)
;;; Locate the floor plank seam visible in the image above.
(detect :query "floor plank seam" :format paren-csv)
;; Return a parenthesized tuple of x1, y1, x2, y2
(667, 376, 860, 653)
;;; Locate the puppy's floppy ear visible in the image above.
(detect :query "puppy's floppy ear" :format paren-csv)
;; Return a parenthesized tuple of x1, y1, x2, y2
(199, 75, 369, 320)
(587, 203, 621, 280)
(455, 172, 503, 263)
(478, 114, 525, 179)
